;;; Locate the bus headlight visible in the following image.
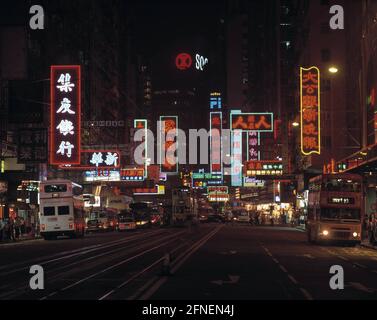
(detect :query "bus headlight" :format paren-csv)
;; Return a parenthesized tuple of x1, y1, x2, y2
(322, 230, 329, 236)
(353, 232, 358, 238)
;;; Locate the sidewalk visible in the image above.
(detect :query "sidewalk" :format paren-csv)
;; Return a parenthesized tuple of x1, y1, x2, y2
(360, 239, 377, 250)
(0, 234, 42, 245)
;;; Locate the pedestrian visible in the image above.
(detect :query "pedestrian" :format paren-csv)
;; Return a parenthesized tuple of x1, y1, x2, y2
(8, 219, 15, 241)
(14, 217, 21, 239)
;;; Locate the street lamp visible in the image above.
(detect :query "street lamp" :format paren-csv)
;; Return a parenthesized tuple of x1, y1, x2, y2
(292, 121, 300, 127)
(329, 66, 338, 74)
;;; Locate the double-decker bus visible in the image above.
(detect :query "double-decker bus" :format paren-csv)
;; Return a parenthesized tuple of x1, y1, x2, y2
(172, 188, 198, 226)
(39, 180, 85, 240)
(306, 173, 363, 245)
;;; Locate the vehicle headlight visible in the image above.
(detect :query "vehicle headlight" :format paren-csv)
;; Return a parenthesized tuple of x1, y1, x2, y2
(322, 230, 329, 236)
(353, 232, 358, 238)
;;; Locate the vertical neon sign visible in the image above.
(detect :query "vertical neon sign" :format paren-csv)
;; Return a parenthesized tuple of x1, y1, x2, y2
(50, 65, 81, 165)
(231, 130, 243, 187)
(134, 119, 148, 178)
(160, 116, 178, 174)
(300, 66, 321, 155)
(210, 112, 222, 174)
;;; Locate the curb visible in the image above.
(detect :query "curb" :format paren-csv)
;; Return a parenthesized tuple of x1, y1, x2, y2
(360, 242, 377, 251)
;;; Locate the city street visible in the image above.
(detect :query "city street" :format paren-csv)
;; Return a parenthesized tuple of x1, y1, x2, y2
(1, 224, 377, 300)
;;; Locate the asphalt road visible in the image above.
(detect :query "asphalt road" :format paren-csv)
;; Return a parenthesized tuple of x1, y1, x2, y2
(1, 224, 377, 300)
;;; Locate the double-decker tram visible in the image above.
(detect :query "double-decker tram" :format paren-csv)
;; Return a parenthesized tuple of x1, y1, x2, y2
(39, 180, 85, 240)
(306, 173, 363, 245)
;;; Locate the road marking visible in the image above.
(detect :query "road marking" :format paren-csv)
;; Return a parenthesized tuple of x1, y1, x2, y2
(0, 229, 167, 276)
(287, 275, 298, 285)
(211, 275, 240, 286)
(349, 282, 375, 294)
(138, 225, 223, 300)
(279, 265, 288, 273)
(300, 288, 314, 300)
(260, 242, 313, 301)
(38, 231, 186, 300)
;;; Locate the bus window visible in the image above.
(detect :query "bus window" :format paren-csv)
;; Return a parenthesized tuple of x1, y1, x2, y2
(58, 206, 70, 216)
(320, 208, 361, 220)
(43, 207, 55, 216)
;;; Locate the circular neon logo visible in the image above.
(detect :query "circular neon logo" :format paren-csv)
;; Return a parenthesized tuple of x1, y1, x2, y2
(175, 53, 192, 70)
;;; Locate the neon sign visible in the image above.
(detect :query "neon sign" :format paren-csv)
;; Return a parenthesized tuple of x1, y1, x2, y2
(134, 119, 148, 178)
(210, 112, 222, 174)
(195, 54, 208, 71)
(59, 150, 120, 170)
(230, 112, 274, 132)
(247, 131, 260, 161)
(244, 160, 283, 177)
(231, 130, 243, 187)
(210, 92, 222, 110)
(300, 66, 321, 155)
(175, 53, 192, 70)
(160, 116, 178, 174)
(50, 65, 81, 165)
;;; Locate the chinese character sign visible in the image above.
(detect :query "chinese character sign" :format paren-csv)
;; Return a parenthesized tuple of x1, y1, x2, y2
(50, 65, 81, 164)
(18, 129, 47, 163)
(247, 131, 260, 161)
(244, 160, 283, 177)
(210, 112, 222, 174)
(300, 67, 320, 155)
(231, 113, 274, 132)
(231, 130, 243, 187)
(160, 116, 178, 173)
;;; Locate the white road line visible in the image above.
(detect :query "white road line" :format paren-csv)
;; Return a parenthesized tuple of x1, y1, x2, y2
(300, 288, 314, 300)
(287, 275, 298, 285)
(0, 229, 166, 276)
(137, 225, 223, 300)
(38, 231, 186, 300)
(279, 265, 288, 273)
(353, 263, 367, 269)
(260, 242, 313, 301)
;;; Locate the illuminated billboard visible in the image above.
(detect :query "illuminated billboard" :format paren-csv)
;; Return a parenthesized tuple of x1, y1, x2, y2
(134, 119, 148, 178)
(59, 150, 120, 170)
(230, 112, 273, 132)
(175, 53, 192, 71)
(247, 131, 260, 161)
(210, 112, 222, 174)
(231, 130, 243, 187)
(191, 172, 222, 189)
(120, 168, 145, 181)
(207, 186, 228, 194)
(243, 177, 265, 188)
(300, 66, 321, 155)
(210, 92, 222, 110)
(244, 160, 283, 177)
(160, 116, 178, 174)
(50, 65, 81, 165)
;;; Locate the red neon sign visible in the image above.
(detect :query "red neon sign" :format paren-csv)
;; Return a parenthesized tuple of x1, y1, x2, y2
(175, 53, 192, 70)
(50, 65, 81, 165)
